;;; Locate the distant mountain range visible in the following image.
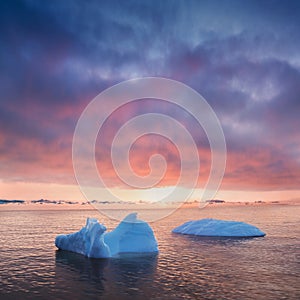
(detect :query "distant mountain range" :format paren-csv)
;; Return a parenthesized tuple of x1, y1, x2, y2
(0, 198, 227, 205)
(0, 199, 25, 204)
(0, 199, 79, 205)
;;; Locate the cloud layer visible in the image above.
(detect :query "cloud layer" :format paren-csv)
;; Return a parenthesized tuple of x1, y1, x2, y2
(0, 0, 300, 194)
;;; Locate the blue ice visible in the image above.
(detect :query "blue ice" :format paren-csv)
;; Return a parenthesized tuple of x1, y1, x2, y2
(55, 213, 158, 258)
(172, 218, 266, 237)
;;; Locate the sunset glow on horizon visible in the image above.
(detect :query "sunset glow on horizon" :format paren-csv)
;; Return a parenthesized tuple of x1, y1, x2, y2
(1, 0, 300, 203)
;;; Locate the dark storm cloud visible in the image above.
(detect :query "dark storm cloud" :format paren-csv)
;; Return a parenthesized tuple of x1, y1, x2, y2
(0, 0, 299, 188)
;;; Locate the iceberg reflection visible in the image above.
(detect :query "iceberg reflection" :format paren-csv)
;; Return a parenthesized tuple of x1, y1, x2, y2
(55, 250, 158, 299)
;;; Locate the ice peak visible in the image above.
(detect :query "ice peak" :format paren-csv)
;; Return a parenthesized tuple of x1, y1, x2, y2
(122, 212, 138, 223)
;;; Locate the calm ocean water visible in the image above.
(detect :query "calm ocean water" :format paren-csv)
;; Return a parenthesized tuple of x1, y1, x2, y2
(0, 205, 299, 299)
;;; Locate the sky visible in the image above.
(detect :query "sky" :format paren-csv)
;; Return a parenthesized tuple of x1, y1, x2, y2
(0, 0, 300, 202)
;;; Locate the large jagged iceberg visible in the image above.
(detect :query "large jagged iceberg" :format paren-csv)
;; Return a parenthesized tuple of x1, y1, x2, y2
(55, 213, 158, 258)
(172, 218, 265, 237)
(55, 217, 110, 258)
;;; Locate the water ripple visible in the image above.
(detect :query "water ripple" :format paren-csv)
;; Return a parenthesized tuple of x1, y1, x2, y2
(0, 206, 299, 299)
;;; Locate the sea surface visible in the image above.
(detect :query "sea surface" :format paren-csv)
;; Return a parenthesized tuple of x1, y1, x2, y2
(0, 204, 299, 299)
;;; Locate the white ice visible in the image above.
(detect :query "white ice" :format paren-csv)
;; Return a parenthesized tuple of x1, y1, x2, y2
(55, 213, 158, 258)
(172, 218, 266, 237)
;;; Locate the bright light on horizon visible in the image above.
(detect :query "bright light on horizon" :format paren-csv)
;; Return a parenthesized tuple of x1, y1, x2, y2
(1, 181, 300, 203)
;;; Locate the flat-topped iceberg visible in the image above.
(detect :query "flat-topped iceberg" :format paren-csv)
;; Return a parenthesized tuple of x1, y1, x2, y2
(55, 213, 158, 258)
(172, 218, 266, 237)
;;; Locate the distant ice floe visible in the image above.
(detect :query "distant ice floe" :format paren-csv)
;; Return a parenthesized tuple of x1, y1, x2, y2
(172, 218, 266, 237)
(55, 213, 158, 258)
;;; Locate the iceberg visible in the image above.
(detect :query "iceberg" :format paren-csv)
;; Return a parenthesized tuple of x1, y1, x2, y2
(104, 213, 159, 256)
(172, 218, 266, 237)
(55, 213, 158, 258)
(55, 217, 110, 258)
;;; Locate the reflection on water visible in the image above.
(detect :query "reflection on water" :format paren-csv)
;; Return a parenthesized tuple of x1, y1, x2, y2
(175, 233, 266, 243)
(55, 250, 158, 300)
(55, 250, 108, 293)
(0, 206, 299, 299)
